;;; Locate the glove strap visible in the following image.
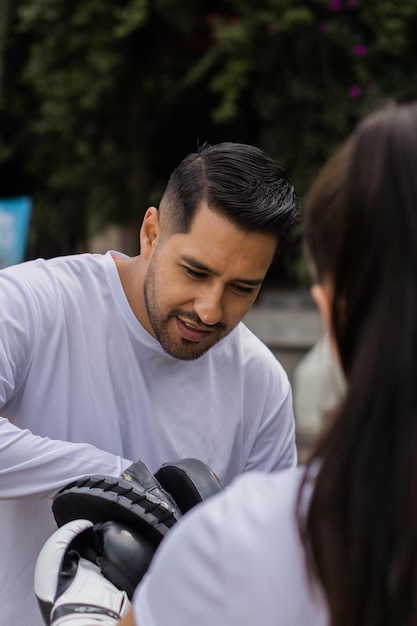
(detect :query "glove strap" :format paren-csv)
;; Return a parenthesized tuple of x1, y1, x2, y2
(52, 603, 123, 625)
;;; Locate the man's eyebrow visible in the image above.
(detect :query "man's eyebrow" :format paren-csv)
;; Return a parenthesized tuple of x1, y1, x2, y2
(180, 255, 263, 286)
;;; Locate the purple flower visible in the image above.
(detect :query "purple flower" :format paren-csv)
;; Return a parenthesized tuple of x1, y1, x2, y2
(349, 85, 362, 99)
(352, 43, 368, 56)
(318, 22, 329, 33)
(328, 0, 343, 10)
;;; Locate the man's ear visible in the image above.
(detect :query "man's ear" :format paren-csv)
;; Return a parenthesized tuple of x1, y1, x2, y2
(140, 207, 160, 259)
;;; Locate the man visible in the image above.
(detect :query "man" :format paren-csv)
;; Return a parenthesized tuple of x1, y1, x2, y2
(0, 142, 299, 624)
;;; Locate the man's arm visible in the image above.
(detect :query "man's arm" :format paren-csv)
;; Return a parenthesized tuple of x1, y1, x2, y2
(244, 372, 297, 472)
(0, 416, 130, 498)
(0, 271, 130, 499)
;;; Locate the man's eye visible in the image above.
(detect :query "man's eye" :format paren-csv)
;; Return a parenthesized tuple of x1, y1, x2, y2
(185, 267, 206, 279)
(232, 284, 255, 294)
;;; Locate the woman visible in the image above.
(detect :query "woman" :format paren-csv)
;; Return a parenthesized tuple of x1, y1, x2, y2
(37, 101, 417, 625)
(299, 100, 417, 625)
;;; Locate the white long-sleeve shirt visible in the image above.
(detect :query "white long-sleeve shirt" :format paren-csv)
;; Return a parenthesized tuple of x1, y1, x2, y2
(0, 251, 295, 625)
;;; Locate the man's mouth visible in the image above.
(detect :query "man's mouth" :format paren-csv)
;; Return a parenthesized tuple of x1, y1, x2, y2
(175, 316, 215, 342)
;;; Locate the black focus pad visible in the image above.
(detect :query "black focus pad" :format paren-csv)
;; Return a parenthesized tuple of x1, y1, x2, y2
(94, 521, 156, 600)
(154, 458, 224, 514)
(121, 460, 179, 514)
(52, 474, 181, 546)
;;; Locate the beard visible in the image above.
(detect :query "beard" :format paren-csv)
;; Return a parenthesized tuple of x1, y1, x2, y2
(143, 257, 227, 361)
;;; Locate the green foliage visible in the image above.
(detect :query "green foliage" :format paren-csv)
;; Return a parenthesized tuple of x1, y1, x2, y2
(114, 0, 149, 37)
(1, 0, 417, 275)
(185, 0, 417, 199)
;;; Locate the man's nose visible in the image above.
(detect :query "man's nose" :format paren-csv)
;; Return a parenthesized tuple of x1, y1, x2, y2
(194, 287, 224, 326)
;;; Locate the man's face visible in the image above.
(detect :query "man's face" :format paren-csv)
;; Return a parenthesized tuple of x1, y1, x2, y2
(143, 202, 277, 360)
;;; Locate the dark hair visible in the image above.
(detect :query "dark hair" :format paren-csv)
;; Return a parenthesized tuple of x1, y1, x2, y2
(159, 142, 300, 253)
(300, 102, 417, 625)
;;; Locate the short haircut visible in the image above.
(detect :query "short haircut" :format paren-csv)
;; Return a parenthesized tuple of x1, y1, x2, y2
(159, 142, 300, 254)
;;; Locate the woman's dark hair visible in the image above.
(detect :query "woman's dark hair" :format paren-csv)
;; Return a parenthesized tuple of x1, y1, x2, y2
(300, 101, 417, 625)
(159, 142, 300, 254)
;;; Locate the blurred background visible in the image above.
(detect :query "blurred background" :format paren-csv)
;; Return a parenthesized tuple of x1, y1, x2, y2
(1, 0, 416, 455)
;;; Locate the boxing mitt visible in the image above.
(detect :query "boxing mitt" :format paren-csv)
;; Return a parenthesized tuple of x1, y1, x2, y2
(52, 458, 223, 544)
(52, 460, 182, 546)
(155, 458, 223, 513)
(34, 519, 131, 625)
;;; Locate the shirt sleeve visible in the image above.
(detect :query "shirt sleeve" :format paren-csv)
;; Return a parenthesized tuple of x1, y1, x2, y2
(247, 377, 297, 472)
(241, 340, 297, 474)
(0, 416, 129, 499)
(0, 268, 130, 499)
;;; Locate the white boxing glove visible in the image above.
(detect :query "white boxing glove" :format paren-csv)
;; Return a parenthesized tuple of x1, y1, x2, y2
(34, 519, 131, 625)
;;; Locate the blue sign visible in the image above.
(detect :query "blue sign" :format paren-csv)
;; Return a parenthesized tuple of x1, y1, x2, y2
(0, 196, 32, 269)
